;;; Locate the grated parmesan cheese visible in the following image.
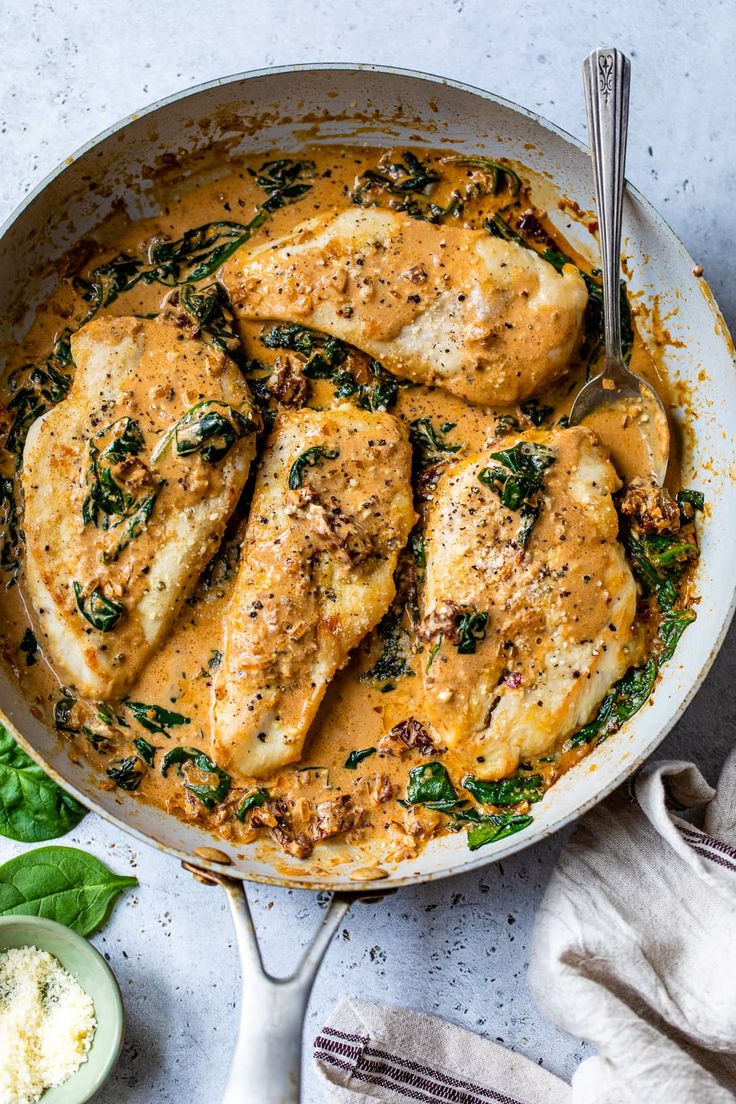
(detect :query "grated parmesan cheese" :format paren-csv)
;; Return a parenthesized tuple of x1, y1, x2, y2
(0, 945, 97, 1104)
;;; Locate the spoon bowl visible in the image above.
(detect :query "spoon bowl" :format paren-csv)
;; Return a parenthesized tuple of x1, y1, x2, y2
(569, 48, 670, 486)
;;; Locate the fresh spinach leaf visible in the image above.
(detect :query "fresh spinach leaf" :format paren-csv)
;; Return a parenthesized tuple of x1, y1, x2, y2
(235, 788, 269, 822)
(463, 773, 543, 807)
(125, 701, 190, 736)
(0, 724, 86, 842)
(160, 747, 231, 809)
(344, 747, 377, 770)
(406, 761, 457, 809)
(73, 583, 124, 633)
(0, 845, 137, 935)
(288, 445, 340, 489)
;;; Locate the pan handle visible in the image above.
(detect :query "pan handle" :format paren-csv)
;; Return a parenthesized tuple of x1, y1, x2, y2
(183, 863, 369, 1104)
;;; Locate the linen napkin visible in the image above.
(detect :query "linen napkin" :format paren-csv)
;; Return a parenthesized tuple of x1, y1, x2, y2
(313, 750, 736, 1104)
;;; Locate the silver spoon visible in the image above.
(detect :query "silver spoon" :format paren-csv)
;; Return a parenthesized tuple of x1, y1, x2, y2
(569, 48, 669, 485)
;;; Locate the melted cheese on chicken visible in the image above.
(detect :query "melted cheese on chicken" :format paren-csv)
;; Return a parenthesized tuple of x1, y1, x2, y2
(212, 406, 415, 776)
(222, 207, 588, 405)
(22, 315, 258, 699)
(421, 426, 641, 778)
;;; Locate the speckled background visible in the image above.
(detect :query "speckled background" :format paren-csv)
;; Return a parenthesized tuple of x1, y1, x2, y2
(1, 2, 734, 1101)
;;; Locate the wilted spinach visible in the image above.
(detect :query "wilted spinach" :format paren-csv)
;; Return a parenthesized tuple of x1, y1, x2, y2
(624, 530, 699, 611)
(360, 607, 414, 689)
(409, 418, 462, 470)
(479, 441, 555, 547)
(344, 747, 377, 770)
(73, 583, 124, 633)
(463, 773, 543, 807)
(106, 756, 146, 791)
(288, 445, 340, 489)
(19, 628, 38, 666)
(465, 812, 533, 851)
(406, 761, 458, 810)
(133, 737, 157, 767)
(570, 658, 658, 748)
(161, 746, 231, 810)
(125, 701, 190, 736)
(235, 788, 269, 822)
(0, 479, 22, 584)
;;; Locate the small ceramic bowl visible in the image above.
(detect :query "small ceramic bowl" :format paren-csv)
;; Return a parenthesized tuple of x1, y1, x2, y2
(0, 915, 124, 1103)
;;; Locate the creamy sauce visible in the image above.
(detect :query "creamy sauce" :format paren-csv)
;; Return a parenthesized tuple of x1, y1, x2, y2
(0, 145, 697, 869)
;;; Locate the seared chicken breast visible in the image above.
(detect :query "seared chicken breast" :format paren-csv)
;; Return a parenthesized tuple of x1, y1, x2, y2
(212, 406, 415, 777)
(22, 315, 259, 699)
(420, 426, 641, 778)
(222, 207, 588, 406)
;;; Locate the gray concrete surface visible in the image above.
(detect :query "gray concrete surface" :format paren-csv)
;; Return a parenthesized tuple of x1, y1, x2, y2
(1, 2, 734, 1101)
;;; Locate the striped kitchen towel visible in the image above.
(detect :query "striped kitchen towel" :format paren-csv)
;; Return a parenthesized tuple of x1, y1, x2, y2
(314, 750, 736, 1104)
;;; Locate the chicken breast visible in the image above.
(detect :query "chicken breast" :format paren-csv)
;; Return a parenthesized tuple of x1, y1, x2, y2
(222, 207, 588, 406)
(420, 426, 641, 778)
(22, 315, 259, 699)
(212, 406, 415, 777)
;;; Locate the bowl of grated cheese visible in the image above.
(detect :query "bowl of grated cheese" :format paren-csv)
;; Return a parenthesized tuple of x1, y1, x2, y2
(0, 917, 123, 1104)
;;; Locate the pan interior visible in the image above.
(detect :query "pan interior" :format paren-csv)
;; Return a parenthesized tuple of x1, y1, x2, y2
(1, 66, 734, 889)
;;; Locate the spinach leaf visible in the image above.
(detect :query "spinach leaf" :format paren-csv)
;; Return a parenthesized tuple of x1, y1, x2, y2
(288, 446, 339, 489)
(0, 478, 22, 584)
(82, 417, 150, 531)
(152, 400, 256, 465)
(133, 737, 157, 767)
(125, 701, 190, 736)
(73, 583, 124, 633)
(76, 161, 314, 317)
(0, 845, 137, 935)
(519, 399, 553, 427)
(409, 417, 461, 470)
(53, 695, 79, 734)
(160, 747, 231, 809)
(106, 756, 145, 791)
(624, 531, 698, 611)
(344, 747, 377, 770)
(463, 773, 543, 806)
(178, 282, 245, 363)
(657, 607, 697, 663)
(19, 628, 38, 666)
(353, 151, 450, 222)
(101, 490, 160, 564)
(0, 724, 86, 842)
(444, 155, 522, 198)
(677, 489, 705, 521)
(406, 761, 457, 809)
(250, 158, 316, 213)
(479, 442, 555, 547)
(570, 657, 658, 747)
(455, 608, 489, 655)
(360, 607, 414, 688)
(235, 789, 269, 822)
(466, 812, 533, 851)
(4, 337, 73, 461)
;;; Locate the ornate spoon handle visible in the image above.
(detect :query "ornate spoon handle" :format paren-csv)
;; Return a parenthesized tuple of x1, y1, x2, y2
(582, 47, 631, 368)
